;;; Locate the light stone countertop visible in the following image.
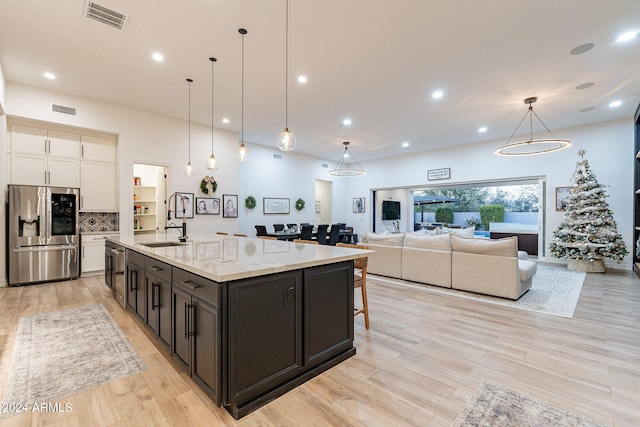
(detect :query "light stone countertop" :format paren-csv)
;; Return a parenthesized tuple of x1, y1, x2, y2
(107, 232, 372, 283)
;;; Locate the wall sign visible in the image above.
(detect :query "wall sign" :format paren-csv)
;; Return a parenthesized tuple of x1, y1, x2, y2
(427, 168, 451, 181)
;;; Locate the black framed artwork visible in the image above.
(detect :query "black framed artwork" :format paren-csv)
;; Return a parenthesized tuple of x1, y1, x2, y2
(223, 194, 238, 218)
(353, 197, 365, 213)
(174, 192, 194, 218)
(196, 197, 220, 215)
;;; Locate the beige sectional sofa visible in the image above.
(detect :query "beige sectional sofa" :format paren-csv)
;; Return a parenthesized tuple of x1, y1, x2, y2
(360, 230, 537, 300)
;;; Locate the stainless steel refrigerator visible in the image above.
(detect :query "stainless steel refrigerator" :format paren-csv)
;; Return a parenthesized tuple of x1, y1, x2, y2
(7, 185, 80, 286)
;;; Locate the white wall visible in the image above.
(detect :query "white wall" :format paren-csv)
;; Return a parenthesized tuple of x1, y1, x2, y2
(341, 118, 634, 268)
(0, 63, 6, 286)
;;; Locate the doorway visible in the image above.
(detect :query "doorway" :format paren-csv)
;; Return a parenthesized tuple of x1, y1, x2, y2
(315, 180, 332, 225)
(133, 163, 167, 234)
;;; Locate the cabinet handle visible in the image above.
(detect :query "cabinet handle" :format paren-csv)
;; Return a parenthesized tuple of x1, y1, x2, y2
(130, 270, 138, 291)
(188, 304, 196, 338)
(149, 265, 162, 272)
(152, 283, 160, 310)
(184, 302, 189, 339)
(179, 280, 199, 290)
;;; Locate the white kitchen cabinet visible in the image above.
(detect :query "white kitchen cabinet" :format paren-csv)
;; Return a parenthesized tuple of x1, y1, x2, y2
(81, 135, 116, 162)
(81, 161, 117, 211)
(81, 233, 120, 275)
(10, 153, 80, 187)
(10, 124, 80, 158)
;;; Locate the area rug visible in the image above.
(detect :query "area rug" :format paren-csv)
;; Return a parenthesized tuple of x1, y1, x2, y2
(370, 265, 586, 318)
(453, 381, 605, 426)
(0, 304, 146, 419)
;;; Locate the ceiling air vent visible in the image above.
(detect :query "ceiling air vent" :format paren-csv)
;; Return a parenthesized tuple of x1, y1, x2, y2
(84, 1, 128, 30)
(51, 103, 77, 116)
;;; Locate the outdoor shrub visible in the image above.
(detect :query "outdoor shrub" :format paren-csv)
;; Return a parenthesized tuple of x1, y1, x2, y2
(465, 217, 483, 230)
(480, 204, 505, 231)
(435, 206, 454, 224)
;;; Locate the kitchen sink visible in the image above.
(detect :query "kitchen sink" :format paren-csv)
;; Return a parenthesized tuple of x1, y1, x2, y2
(140, 241, 187, 248)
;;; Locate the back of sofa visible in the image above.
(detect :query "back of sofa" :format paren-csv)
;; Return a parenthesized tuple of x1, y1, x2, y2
(401, 233, 452, 288)
(359, 232, 404, 278)
(450, 235, 527, 300)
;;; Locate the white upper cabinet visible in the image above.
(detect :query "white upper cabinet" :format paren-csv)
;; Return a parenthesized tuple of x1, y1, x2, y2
(10, 124, 80, 158)
(82, 135, 117, 162)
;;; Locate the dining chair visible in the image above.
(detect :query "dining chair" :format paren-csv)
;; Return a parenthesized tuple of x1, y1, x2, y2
(273, 224, 284, 232)
(216, 232, 228, 235)
(258, 235, 278, 240)
(234, 233, 248, 237)
(314, 224, 329, 244)
(286, 223, 296, 230)
(293, 239, 319, 244)
(255, 225, 268, 236)
(326, 224, 341, 246)
(336, 243, 370, 329)
(300, 224, 314, 240)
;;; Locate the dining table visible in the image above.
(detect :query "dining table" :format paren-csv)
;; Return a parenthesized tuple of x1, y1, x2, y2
(266, 227, 354, 243)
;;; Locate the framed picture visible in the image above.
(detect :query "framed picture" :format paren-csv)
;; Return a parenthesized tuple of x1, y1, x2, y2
(174, 192, 194, 218)
(556, 186, 571, 211)
(222, 194, 238, 218)
(263, 197, 290, 214)
(353, 197, 365, 213)
(195, 197, 220, 215)
(428, 167, 451, 181)
(315, 201, 321, 213)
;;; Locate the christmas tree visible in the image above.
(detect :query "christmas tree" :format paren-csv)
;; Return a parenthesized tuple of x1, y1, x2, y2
(549, 149, 628, 268)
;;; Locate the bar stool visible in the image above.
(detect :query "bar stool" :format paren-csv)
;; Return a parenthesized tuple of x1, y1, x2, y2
(234, 233, 248, 237)
(258, 236, 278, 240)
(293, 239, 319, 244)
(336, 243, 370, 329)
(216, 232, 228, 235)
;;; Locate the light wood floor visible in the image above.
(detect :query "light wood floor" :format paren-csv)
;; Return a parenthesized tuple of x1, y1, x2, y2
(0, 267, 639, 426)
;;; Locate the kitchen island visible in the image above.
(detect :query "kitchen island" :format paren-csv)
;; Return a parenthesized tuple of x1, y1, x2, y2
(106, 233, 370, 419)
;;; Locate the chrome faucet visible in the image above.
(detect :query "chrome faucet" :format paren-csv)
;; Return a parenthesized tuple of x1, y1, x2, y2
(165, 192, 188, 242)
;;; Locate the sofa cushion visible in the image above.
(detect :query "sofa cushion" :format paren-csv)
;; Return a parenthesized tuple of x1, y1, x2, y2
(403, 233, 452, 251)
(440, 226, 475, 238)
(361, 232, 405, 247)
(450, 234, 518, 257)
(518, 260, 537, 281)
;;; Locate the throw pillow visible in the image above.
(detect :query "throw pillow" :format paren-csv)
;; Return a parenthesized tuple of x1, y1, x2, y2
(403, 233, 452, 251)
(450, 234, 517, 257)
(361, 232, 405, 246)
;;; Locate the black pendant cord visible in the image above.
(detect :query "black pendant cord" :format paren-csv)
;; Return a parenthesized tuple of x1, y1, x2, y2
(285, 0, 289, 129)
(187, 78, 192, 163)
(240, 29, 246, 146)
(210, 57, 216, 155)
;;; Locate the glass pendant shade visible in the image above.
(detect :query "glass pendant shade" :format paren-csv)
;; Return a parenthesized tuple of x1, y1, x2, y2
(207, 154, 218, 171)
(237, 142, 250, 162)
(495, 97, 571, 156)
(207, 57, 219, 170)
(277, 128, 296, 151)
(185, 161, 194, 176)
(185, 78, 194, 175)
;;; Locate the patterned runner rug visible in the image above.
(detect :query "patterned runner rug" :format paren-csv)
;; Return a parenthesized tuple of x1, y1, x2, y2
(0, 304, 146, 419)
(453, 381, 605, 426)
(370, 265, 586, 318)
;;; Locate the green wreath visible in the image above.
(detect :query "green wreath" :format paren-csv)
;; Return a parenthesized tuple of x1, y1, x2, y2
(245, 195, 256, 209)
(295, 198, 305, 211)
(200, 176, 217, 194)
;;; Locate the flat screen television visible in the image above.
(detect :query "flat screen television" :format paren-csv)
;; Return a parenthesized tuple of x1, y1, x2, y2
(382, 200, 401, 220)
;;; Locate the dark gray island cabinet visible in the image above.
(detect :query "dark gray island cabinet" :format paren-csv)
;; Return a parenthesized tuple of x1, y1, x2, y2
(118, 245, 356, 419)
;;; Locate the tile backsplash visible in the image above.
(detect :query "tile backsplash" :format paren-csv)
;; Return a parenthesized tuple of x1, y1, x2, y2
(79, 212, 119, 232)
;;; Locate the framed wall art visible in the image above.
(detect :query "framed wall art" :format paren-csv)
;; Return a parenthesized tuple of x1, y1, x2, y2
(263, 198, 290, 214)
(315, 201, 321, 213)
(174, 192, 194, 218)
(353, 197, 365, 213)
(556, 186, 571, 211)
(195, 197, 220, 215)
(222, 194, 238, 218)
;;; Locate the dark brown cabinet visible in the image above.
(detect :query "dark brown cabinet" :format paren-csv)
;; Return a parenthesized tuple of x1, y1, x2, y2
(145, 258, 172, 350)
(125, 249, 146, 322)
(172, 268, 221, 405)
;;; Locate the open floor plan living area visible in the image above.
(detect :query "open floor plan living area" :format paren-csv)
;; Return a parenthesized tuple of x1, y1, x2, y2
(1, 1, 640, 425)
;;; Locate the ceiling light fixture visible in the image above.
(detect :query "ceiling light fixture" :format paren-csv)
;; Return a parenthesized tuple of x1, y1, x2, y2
(237, 28, 250, 162)
(432, 90, 444, 99)
(185, 78, 194, 175)
(276, 0, 296, 152)
(43, 72, 56, 80)
(207, 57, 219, 171)
(328, 141, 366, 177)
(495, 97, 571, 156)
(609, 100, 623, 108)
(152, 52, 164, 62)
(617, 31, 638, 42)
(478, 126, 488, 133)
(297, 75, 307, 84)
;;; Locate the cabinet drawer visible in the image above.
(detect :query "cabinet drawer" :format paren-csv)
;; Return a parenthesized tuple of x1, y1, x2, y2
(173, 268, 220, 307)
(146, 258, 172, 282)
(126, 249, 146, 267)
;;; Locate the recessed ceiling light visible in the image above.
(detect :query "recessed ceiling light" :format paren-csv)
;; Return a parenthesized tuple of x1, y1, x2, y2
(432, 90, 444, 99)
(575, 82, 594, 90)
(609, 100, 623, 108)
(478, 126, 488, 133)
(401, 141, 411, 149)
(341, 118, 352, 127)
(43, 72, 56, 80)
(616, 31, 638, 43)
(569, 43, 594, 55)
(152, 52, 164, 62)
(222, 118, 230, 124)
(297, 75, 307, 83)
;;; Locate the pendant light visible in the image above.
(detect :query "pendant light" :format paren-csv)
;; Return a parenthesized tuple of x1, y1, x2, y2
(495, 97, 571, 156)
(185, 78, 194, 176)
(328, 141, 366, 176)
(236, 28, 250, 162)
(206, 57, 219, 171)
(276, 0, 296, 151)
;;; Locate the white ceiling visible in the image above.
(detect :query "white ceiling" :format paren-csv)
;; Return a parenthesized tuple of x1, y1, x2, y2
(1, 0, 639, 162)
